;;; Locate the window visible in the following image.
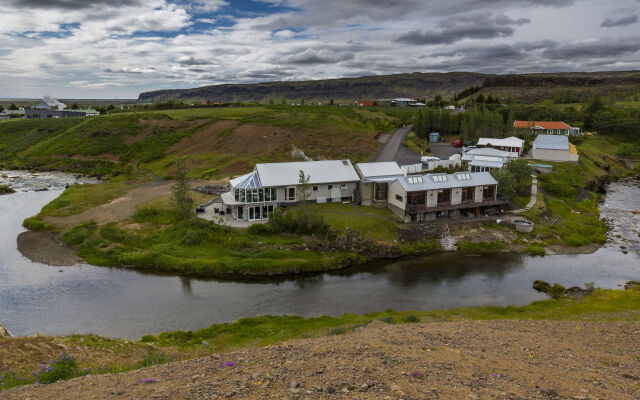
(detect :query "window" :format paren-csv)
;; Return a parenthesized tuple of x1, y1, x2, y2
(456, 173, 471, 181)
(407, 176, 423, 184)
(262, 205, 274, 219)
(286, 186, 296, 201)
(340, 184, 347, 190)
(264, 188, 271, 201)
(431, 174, 447, 182)
(461, 187, 475, 202)
(313, 185, 318, 191)
(395, 194, 403, 202)
(483, 185, 495, 200)
(328, 185, 333, 190)
(437, 189, 451, 204)
(407, 192, 424, 205)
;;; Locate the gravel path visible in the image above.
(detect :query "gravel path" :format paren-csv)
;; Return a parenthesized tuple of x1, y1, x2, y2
(3, 320, 639, 399)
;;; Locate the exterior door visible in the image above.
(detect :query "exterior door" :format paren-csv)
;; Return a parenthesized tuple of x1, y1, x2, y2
(237, 206, 244, 220)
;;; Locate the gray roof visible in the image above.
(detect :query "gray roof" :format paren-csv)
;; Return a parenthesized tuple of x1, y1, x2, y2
(463, 147, 510, 158)
(255, 160, 360, 187)
(533, 134, 569, 150)
(396, 172, 497, 192)
(356, 162, 405, 181)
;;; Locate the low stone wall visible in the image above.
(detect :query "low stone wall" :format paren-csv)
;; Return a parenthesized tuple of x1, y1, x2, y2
(398, 217, 500, 242)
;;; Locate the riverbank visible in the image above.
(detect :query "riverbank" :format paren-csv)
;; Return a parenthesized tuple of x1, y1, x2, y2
(1, 285, 639, 396)
(7, 136, 640, 278)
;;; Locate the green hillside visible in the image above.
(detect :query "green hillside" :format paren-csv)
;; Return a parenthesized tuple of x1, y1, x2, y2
(0, 106, 401, 179)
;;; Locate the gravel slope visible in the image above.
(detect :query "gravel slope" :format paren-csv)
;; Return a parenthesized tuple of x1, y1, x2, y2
(2, 320, 639, 399)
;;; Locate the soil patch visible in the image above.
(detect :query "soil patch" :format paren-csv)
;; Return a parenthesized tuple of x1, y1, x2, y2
(17, 230, 83, 266)
(2, 320, 639, 399)
(44, 182, 173, 228)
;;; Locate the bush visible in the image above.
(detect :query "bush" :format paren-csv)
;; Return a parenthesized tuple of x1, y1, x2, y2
(35, 353, 85, 384)
(403, 314, 421, 323)
(246, 223, 272, 236)
(378, 316, 396, 324)
(524, 245, 545, 256)
(266, 207, 330, 236)
(329, 327, 347, 335)
(133, 351, 173, 368)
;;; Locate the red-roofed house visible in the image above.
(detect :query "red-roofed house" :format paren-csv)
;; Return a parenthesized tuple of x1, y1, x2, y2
(513, 120, 572, 135)
(354, 100, 375, 107)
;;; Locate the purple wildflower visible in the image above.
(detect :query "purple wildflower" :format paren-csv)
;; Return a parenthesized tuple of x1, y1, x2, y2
(140, 378, 157, 383)
(221, 362, 235, 368)
(491, 373, 500, 377)
(412, 371, 424, 378)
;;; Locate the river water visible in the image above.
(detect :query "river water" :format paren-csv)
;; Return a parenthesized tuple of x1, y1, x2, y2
(0, 172, 638, 338)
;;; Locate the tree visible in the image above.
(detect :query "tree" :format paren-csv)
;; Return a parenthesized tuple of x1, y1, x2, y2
(507, 158, 533, 196)
(301, 98, 305, 105)
(0, 104, 3, 113)
(329, 98, 334, 105)
(281, 97, 286, 105)
(297, 170, 311, 207)
(172, 158, 193, 219)
(71, 103, 79, 110)
(8, 103, 18, 110)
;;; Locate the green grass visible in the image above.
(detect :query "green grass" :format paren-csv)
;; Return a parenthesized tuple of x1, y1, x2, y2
(456, 240, 507, 252)
(39, 177, 132, 217)
(308, 203, 400, 241)
(70, 207, 364, 277)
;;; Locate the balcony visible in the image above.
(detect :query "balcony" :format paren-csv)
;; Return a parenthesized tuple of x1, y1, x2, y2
(406, 198, 507, 214)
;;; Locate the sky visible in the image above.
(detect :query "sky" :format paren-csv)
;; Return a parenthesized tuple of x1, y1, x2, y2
(1, 0, 639, 99)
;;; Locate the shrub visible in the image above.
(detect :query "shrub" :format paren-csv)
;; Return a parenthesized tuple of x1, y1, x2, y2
(403, 314, 420, 323)
(378, 316, 395, 324)
(35, 353, 85, 384)
(133, 351, 173, 368)
(329, 327, 347, 335)
(246, 223, 272, 236)
(524, 245, 545, 256)
(0, 372, 31, 390)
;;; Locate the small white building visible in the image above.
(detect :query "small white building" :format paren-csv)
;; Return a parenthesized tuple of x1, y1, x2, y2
(219, 160, 360, 222)
(531, 135, 579, 162)
(462, 148, 510, 172)
(476, 136, 524, 158)
(391, 98, 418, 106)
(355, 162, 406, 207)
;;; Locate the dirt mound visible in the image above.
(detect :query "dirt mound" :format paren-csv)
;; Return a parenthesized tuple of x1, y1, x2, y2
(17, 230, 83, 266)
(3, 320, 639, 399)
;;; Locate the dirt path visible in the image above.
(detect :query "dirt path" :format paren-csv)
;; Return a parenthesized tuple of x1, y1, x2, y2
(44, 182, 173, 228)
(3, 320, 639, 399)
(17, 230, 83, 266)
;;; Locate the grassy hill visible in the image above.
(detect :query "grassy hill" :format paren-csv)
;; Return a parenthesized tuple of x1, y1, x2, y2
(0, 106, 402, 179)
(138, 70, 640, 104)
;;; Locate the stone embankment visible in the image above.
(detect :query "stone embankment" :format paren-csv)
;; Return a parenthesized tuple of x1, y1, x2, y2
(2, 320, 639, 399)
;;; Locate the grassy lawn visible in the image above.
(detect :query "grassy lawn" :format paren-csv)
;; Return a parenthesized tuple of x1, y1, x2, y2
(309, 203, 400, 241)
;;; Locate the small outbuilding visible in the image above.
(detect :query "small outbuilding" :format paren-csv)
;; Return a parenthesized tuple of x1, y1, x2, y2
(531, 135, 579, 162)
(429, 132, 440, 143)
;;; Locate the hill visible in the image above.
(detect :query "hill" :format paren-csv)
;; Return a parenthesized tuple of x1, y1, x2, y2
(138, 70, 640, 103)
(138, 72, 487, 103)
(2, 318, 639, 399)
(0, 106, 401, 179)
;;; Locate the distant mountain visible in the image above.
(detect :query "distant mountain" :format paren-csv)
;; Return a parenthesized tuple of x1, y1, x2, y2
(138, 70, 640, 103)
(138, 72, 487, 103)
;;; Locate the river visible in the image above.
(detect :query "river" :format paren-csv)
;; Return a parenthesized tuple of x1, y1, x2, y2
(0, 171, 638, 338)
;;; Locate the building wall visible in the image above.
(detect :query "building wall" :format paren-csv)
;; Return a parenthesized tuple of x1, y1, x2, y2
(360, 181, 374, 206)
(426, 190, 437, 207)
(532, 148, 579, 162)
(275, 181, 357, 203)
(451, 187, 462, 205)
(474, 186, 484, 203)
(387, 181, 406, 213)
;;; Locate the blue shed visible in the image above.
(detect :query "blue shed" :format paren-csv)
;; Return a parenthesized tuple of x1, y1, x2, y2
(429, 132, 440, 143)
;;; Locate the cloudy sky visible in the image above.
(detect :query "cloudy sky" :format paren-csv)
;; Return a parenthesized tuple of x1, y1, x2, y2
(1, 0, 639, 98)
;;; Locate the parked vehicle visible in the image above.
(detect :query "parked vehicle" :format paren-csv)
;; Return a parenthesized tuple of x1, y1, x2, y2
(453, 139, 463, 147)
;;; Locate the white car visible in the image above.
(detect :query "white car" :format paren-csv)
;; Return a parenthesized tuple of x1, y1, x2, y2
(421, 156, 440, 164)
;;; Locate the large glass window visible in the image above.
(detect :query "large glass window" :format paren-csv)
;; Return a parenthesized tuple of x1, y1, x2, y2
(462, 187, 474, 202)
(483, 185, 495, 200)
(437, 189, 451, 204)
(407, 192, 424, 205)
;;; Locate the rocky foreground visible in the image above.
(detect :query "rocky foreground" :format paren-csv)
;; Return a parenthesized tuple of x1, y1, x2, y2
(2, 320, 639, 400)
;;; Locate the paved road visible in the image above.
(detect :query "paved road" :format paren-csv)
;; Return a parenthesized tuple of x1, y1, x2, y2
(374, 125, 412, 162)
